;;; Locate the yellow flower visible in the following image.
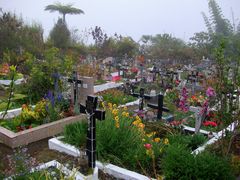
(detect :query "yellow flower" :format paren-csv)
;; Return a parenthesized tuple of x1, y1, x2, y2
(114, 116, 119, 121)
(138, 123, 145, 129)
(125, 112, 129, 117)
(115, 122, 120, 128)
(164, 138, 169, 145)
(122, 112, 126, 116)
(113, 104, 117, 108)
(132, 120, 138, 125)
(112, 109, 118, 115)
(108, 102, 112, 108)
(123, 106, 127, 111)
(154, 138, 161, 143)
(146, 133, 153, 138)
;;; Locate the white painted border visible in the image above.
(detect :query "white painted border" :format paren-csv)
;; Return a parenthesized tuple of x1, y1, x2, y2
(48, 137, 153, 180)
(5, 160, 98, 180)
(192, 121, 239, 155)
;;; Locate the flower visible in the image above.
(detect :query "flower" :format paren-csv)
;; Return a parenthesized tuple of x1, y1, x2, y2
(114, 116, 119, 121)
(138, 123, 145, 129)
(203, 121, 217, 127)
(123, 106, 128, 111)
(164, 138, 169, 145)
(144, 143, 152, 150)
(206, 87, 216, 97)
(154, 138, 160, 143)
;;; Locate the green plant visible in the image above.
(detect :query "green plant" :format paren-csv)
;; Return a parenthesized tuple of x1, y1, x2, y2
(162, 144, 235, 180)
(97, 89, 136, 105)
(63, 121, 88, 148)
(162, 144, 195, 180)
(2, 65, 17, 119)
(167, 133, 207, 151)
(195, 152, 234, 180)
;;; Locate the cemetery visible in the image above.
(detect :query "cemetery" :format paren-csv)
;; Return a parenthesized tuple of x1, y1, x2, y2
(0, 0, 240, 179)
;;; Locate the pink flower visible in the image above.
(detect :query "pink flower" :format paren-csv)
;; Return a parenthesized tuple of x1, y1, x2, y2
(144, 143, 152, 150)
(206, 87, 216, 97)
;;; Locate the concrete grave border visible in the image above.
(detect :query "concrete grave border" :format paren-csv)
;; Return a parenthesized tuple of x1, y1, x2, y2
(0, 115, 86, 148)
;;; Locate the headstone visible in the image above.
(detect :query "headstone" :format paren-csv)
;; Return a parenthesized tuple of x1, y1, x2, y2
(80, 95, 105, 168)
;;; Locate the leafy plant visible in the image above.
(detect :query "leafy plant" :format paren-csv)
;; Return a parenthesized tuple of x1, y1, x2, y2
(63, 121, 88, 148)
(97, 89, 136, 105)
(162, 143, 234, 180)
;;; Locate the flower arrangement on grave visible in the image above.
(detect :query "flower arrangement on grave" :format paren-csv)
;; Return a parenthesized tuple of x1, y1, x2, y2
(188, 93, 207, 107)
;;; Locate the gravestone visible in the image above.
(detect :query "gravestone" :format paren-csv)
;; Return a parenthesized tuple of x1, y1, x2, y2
(80, 95, 105, 168)
(68, 72, 94, 106)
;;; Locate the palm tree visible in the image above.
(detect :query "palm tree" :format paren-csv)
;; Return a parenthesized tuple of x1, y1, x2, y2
(45, 2, 84, 23)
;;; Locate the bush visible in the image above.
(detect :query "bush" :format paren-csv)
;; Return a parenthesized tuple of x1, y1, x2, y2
(162, 144, 235, 180)
(63, 121, 87, 148)
(167, 133, 207, 151)
(195, 152, 234, 180)
(162, 144, 195, 180)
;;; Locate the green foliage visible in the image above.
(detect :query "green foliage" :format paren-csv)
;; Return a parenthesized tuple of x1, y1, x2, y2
(63, 121, 87, 148)
(96, 110, 144, 169)
(162, 144, 195, 180)
(50, 18, 71, 49)
(195, 152, 234, 180)
(0, 11, 44, 61)
(162, 144, 234, 180)
(45, 2, 84, 23)
(98, 89, 136, 105)
(167, 133, 207, 151)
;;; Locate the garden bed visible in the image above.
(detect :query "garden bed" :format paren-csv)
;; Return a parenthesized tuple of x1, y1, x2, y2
(0, 115, 85, 148)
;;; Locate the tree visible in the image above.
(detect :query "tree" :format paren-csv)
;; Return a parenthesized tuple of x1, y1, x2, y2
(45, 2, 84, 23)
(49, 18, 71, 49)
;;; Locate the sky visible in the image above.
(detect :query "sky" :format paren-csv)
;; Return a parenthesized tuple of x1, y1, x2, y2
(1, 0, 240, 43)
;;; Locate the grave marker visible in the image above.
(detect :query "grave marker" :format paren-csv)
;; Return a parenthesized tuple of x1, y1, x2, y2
(68, 71, 82, 105)
(131, 87, 151, 110)
(147, 94, 170, 120)
(80, 95, 105, 168)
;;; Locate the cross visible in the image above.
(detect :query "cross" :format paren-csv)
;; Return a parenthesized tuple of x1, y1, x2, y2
(131, 87, 151, 111)
(68, 71, 82, 105)
(80, 95, 105, 168)
(147, 94, 170, 120)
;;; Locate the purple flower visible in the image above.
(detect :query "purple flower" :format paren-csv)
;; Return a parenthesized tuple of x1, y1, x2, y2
(206, 87, 216, 97)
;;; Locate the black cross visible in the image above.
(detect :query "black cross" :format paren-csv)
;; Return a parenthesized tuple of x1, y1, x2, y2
(131, 87, 151, 111)
(147, 94, 170, 120)
(68, 71, 82, 105)
(80, 95, 105, 168)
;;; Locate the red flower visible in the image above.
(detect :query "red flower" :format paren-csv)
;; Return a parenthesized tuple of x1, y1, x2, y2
(203, 121, 217, 127)
(144, 143, 152, 150)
